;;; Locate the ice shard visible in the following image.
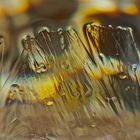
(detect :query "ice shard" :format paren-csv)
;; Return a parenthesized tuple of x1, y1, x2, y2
(0, 24, 140, 139)
(83, 23, 140, 113)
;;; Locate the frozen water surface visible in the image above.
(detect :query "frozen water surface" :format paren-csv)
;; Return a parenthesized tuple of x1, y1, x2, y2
(0, 24, 140, 140)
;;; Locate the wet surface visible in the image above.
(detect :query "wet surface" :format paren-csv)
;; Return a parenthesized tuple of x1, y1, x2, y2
(0, 25, 140, 140)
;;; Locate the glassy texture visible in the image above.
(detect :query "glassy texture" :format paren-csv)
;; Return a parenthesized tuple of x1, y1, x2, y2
(83, 23, 140, 113)
(0, 24, 140, 140)
(74, 0, 140, 48)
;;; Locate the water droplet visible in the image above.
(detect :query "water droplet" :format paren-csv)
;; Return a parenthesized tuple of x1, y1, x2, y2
(43, 98, 54, 106)
(35, 63, 47, 74)
(116, 52, 119, 56)
(73, 126, 89, 137)
(98, 53, 105, 64)
(106, 97, 111, 102)
(132, 64, 137, 72)
(10, 84, 20, 94)
(57, 28, 63, 34)
(124, 85, 136, 92)
(9, 84, 23, 102)
(106, 96, 116, 102)
(22, 35, 32, 50)
(132, 86, 136, 90)
(60, 34, 65, 50)
(0, 35, 4, 46)
(91, 124, 96, 128)
(46, 133, 56, 140)
(116, 26, 127, 31)
(72, 91, 80, 98)
(125, 86, 131, 91)
(86, 24, 92, 32)
(60, 92, 66, 96)
(108, 25, 113, 28)
(119, 73, 128, 80)
(60, 61, 70, 70)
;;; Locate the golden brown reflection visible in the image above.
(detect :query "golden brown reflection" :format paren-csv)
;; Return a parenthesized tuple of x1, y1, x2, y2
(74, 0, 140, 33)
(0, 0, 29, 16)
(0, 1, 140, 139)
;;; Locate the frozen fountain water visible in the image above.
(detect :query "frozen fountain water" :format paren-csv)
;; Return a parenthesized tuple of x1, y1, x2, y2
(0, 24, 140, 140)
